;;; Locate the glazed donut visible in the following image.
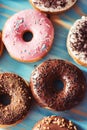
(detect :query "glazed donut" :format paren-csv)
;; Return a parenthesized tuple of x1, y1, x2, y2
(33, 115, 78, 130)
(0, 73, 32, 127)
(30, 0, 77, 14)
(2, 9, 54, 62)
(67, 16, 87, 67)
(30, 59, 86, 111)
(0, 31, 4, 56)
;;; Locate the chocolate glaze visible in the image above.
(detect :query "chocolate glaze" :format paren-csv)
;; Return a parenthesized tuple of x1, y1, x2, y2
(0, 73, 32, 125)
(33, 116, 78, 130)
(30, 59, 86, 111)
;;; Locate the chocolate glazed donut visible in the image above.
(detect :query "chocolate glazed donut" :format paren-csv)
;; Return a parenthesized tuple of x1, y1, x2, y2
(0, 73, 32, 127)
(30, 59, 86, 111)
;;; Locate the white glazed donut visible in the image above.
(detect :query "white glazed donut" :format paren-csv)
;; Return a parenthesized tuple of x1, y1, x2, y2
(67, 16, 87, 67)
(30, 0, 77, 13)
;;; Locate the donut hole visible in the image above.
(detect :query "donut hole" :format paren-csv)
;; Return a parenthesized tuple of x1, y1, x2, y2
(0, 93, 11, 106)
(23, 31, 33, 42)
(54, 79, 64, 92)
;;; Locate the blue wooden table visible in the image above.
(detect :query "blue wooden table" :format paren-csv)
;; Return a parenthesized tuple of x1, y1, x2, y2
(0, 0, 87, 130)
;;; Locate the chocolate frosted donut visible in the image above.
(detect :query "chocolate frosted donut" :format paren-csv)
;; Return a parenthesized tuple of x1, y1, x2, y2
(0, 73, 32, 127)
(30, 59, 86, 111)
(67, 16, 87, 67)
(33, 116, 78, 130)
(30, 0, 77, 13)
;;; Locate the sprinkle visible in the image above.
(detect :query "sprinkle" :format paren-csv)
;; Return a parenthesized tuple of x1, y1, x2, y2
(24, 49, 27, 52)
(74, 126, 77, 130)
(41, 44, 47, 51)
(5, 34, 9, 38)
(43, 126, 46, 129)
(14, 17, 24, 31)
(69, 120, 73, 126)
(46, 126, 49, 130)
(46, 23, 51, 28)
(34, 65, 37, 68)
(37, 124, 40, 128)
(29, 96, 31, 99)
(21, 56, 24, 59)
(17, 17, 24, 24)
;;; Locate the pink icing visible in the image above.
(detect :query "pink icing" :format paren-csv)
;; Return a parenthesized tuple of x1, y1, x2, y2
(2, 9, 54, 62)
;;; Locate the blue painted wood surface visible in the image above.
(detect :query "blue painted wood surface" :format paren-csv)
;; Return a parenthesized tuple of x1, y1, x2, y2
(0, 0, 87, 130)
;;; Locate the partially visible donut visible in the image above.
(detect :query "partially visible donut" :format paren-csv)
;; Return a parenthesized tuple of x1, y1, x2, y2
(0, 73, 32, 127)
(30, 0, 77, 14)
(67, 16, 87, 67)
(30, 59, 86, 111)
(33, 115, 78, 130)
(0, 31, 4, 56)
(2, 9, 54, 62)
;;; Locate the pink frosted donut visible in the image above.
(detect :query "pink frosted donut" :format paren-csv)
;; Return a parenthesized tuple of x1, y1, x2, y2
(2, 9, 54, 62)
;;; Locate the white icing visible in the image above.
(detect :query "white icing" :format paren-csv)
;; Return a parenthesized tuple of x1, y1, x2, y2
(32, 0, 77, 12)
(67, 16, 87, 65)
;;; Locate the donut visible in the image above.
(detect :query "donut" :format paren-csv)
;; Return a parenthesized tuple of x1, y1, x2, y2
(33, 115, 78, 130)
(67, 16, 87, 67)
(0, 73, 32, 127)
(2, 9, 54, 62)
(30, 0, 77, 14)
(0, 31, 4, 56)
(30, 59, 86, 111)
